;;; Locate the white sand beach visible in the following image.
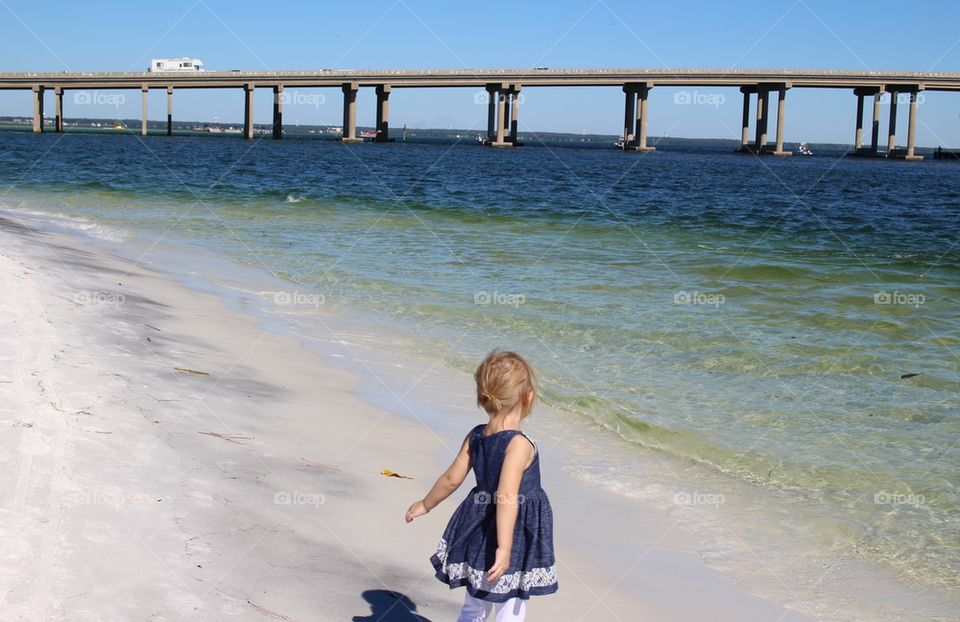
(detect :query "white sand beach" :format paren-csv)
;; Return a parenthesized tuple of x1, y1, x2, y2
(0, 213, 813, 621)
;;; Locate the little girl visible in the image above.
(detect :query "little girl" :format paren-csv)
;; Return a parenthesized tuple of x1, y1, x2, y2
(406, 350, 557, 621)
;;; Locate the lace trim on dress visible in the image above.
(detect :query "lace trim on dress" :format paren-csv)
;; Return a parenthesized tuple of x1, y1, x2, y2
(434, 538, 557, 594)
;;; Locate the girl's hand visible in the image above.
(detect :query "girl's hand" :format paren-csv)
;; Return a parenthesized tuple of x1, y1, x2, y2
(486, 547, 511, 583)
(405, 500, 428, 523)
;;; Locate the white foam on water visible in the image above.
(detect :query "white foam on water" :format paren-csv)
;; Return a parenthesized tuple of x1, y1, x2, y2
(0, 201, 127, 242)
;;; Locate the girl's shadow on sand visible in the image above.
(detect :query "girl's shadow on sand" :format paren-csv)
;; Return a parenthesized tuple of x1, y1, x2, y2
(352, 590, 431, 622)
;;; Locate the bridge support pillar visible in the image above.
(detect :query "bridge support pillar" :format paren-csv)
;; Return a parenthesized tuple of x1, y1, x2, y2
(887, 89, 898, 154)
(871, 91, 882, 154)
(739, 87, 753, 150)
(883, 86, 924, 160)
(854, 92, 864, 150)
(243, 83, 255, 139)
(494, 85, 506, 145)
(340, 82, 361, 143)
(375, 84, 391, 142)
(54, 87, 64, 133)
(509, 85, 520, 145)
(635, 84, 653, 152)
(482, 83, 520, 147)
(272, 85, 283, 139)
(905, 90, 922, 160)
(771, 86, 791, 156)
(488, 82, 519, 147)
(141, 85, 149, 136)
(738, 84, 788, 155)
(754, 89, 769, 150)
(32, 85, 44, 133)
(620, 82, 654, 152)
(850, 87, 883, 157)
(167, 86, 173, 136)
(485, 84, 497, 142)
(500, 89, 511, 143)
(622, 84, 636, 149)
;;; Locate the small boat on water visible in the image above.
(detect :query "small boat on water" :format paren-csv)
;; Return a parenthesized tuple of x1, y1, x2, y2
(797, 142, 813, 156)
(359, 129, 377, 140)
(112, 121, 126, 131)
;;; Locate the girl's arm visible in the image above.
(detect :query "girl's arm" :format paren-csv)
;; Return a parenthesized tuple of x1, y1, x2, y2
(486, 435, 534, 582)
(405, 431, 473, 523)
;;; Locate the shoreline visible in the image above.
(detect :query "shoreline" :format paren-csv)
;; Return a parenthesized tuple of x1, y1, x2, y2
(0, 124, 949, 157)
(0, 213, 822, 620)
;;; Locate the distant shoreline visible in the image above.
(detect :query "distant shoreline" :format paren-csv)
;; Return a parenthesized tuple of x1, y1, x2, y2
(0, 116, 947, 153)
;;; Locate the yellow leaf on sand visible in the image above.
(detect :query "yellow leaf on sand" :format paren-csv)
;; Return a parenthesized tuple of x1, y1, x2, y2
(381, 469, 413, 479)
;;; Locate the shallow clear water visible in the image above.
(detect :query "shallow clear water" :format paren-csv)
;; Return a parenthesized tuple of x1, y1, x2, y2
(1, 131, 958, 612)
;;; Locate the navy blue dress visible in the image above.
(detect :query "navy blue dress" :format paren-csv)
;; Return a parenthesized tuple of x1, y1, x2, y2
(430, 424, 558, 602)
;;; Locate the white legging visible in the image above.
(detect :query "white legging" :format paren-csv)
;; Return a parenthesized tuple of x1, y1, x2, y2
(456, 593, 527, 622)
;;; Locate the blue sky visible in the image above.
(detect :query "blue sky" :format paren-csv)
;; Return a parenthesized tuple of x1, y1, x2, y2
(1, 0, 959, 145)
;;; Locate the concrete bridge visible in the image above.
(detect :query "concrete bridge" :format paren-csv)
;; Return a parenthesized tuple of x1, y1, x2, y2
(4, 68, 960, 159)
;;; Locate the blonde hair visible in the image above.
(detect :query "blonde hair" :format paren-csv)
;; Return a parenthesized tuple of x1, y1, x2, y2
(474, 350, 537, 417)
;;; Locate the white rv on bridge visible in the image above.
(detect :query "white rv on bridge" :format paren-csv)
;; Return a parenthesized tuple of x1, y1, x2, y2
(149, 58, 204, 72)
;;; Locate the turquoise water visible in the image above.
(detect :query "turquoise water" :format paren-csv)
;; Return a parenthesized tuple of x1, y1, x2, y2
(1, 131, 958, 612)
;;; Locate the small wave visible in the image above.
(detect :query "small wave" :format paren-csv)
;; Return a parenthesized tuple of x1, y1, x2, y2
(285, 194, 303, 204)
(0, 203, 126, 242)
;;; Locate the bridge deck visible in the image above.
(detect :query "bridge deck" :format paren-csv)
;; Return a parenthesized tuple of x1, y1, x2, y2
(1, 68, 960, 90)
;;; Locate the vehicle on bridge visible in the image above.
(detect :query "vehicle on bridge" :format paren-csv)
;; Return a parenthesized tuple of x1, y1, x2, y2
(149, 58, 204, 72)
